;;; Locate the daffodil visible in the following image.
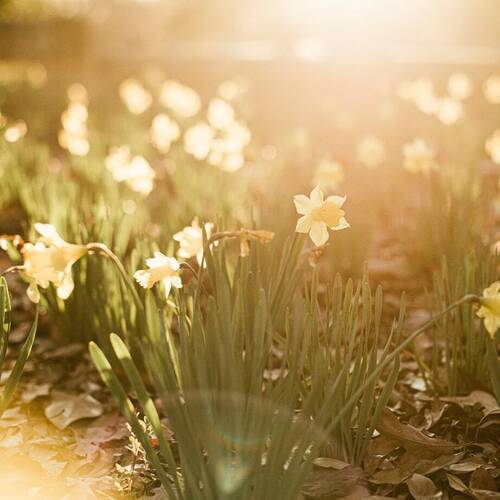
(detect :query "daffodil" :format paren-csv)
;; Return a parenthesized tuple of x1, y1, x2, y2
(150, 113, 180, 153)
(105, 146, 155, 195)
(184, 122, 215, 160)
(312, 160, 345, 191)
(134, 253, 182, 298)
(173, 218, 214, 266)
(447, 72, 473, 100)
(356, 135, 386, 169)
(119, 79, 152, 115)
(4, 120, 27, 143)
(159, 80, 201, 118)
(21, 223, 88, 303)
(207, 98, 235, 130)
(436, 97, 463, 125)
(476, 282, 500, 339)
(294, 185, 349, 246)
(485, 130, 500, 165)
(403, 139, 436, 175)
(483, 75, 500, 104)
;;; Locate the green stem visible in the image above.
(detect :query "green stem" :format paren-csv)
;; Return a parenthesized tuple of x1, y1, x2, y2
(325, 293, 479, 434)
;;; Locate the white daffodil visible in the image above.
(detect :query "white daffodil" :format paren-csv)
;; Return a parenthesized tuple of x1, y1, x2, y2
(150, 113, 180, 153)
(21, 223, 87, 303)
(207, 98, 235, 130)
(105, 146, 155, 195)
(134, 252, 182, 298)
(173, 218, 214, 266)
(485, 130, 500, 165)
(159, 80, 201, 118)
(184, 122, 215, 160)
(483, 75, 500, 104)
(119, 79, 152, 115)
(294, 185, 350, 247)
(312, 160, 345, 191)
(476, 282, 500, 339)
(356, 135, 386, 169)
(403, 139, 436, 175)
(447, 72, 473, 100)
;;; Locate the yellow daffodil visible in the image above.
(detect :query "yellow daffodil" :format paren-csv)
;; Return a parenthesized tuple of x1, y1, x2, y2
(105, 146, 155, 195)
(150, 113, 180, 153)
(356, 135, 386, 169)
(312, 160, 345, 191)
(294, 185, 349, 246)
(173, 218, 214, 266)
(485, 130, 500, 165)
(483, 75, 500, 104)
(403, 139, 436, 175)
(159, 80, 201, 118)
(134, 252, 182, 298)
(476, 282, 500, 339)
(119, 79, 152, 115)
(21, 223, 88, 303)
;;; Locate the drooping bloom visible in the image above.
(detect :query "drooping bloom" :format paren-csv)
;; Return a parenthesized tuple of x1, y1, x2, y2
(485, 130, 500, 165)
(294, 185, 350, 247)
(476, 282, 500, 339)
(21, 223, 88, 303)
(119, 79, 152, 115)
(356, 135, 386, 169)
(173, 218, 213, 266)
(403, 139, 436, 175)
(134, 252, 182, 298)
(312, 160, 345, 191)
(105, 146, 155, 195)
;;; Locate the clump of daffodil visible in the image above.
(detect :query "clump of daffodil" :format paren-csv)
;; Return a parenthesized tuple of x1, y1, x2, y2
(476, 282, 500, 339)
(403, 139, 436, 175)
(21, 224, 88, 303)
(312, 159, 345, 191)
(134, 253, 182, 298)
(173, 218, 214, 266)
(294, 185, 350, 247)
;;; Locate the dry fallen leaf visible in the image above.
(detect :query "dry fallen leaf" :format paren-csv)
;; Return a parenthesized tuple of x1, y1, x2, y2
(45, 391, 103, 430)
(376, 409, 457, 455)
(406, 473, 442, 499)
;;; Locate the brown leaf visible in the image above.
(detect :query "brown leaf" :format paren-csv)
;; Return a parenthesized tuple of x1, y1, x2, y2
(440, 391, 499, 414)
(406, 473, 442, 499)
(376, 409, 457, 455)
(44, 391, 103, 430)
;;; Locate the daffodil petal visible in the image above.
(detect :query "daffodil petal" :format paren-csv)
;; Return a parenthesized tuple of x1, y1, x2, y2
(310, 185, 324, 206)
(309, 222, 329, 247)
(332, 217, 350, 231)
(326, 195, 346, 207)
(295, 215, 312, 233)
(293, 195, 313, 215)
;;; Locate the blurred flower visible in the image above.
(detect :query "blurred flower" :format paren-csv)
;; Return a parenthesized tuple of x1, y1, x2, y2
(483, 75, 500, 104)
(173, 218, 214, 266)
(207, 98, 235, 130)
(4, 120, 27, 143)
(294, 185, 349, 246)
(208, 121, 251, 171)
(436, 98, 463, 125)
(119, 79, 152, 115)
(21, 223, 88, 303)
(150, 113, 180, 153)
(59, 95, 89, 156)
(447, 72, 473, 100)
(403, 139, 436, 175)
(105, 146, 155, 194)
(160, 80, 201, 118)
(312, 160, 345, 191)
(485, 130, 500, 165)
(184, 122, 215, 160)
(356, 135, 386, 169)
(217, 77, 248, 101)
(134, 252, 182, 298)
(476, 282, 500, 339)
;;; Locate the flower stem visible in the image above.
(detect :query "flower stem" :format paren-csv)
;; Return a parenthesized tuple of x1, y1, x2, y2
(325, 293, 479, 433)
